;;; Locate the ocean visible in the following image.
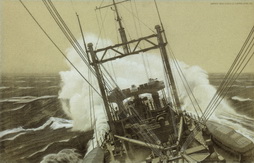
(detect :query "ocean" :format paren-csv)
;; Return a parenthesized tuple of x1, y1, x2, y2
(0, 74, 93, 162)
(0, 73, 253, 162)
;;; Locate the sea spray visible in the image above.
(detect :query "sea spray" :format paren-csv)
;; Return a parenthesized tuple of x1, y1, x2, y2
(58, 34, 253, 157)
(41, 149, 82, 163)
(58, 34, 112, 154)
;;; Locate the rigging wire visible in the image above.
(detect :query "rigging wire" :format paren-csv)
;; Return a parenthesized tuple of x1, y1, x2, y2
(163, 68, 178, 134)
(111, 9, 121, 82)
(203, 27, 254, 120)
(167, 45, 204, 118)
(19, 0, 101, 98)
(22, 0, 122, 127)
(132, 0, 153, 76)
(202, 26, 254, 120)
(43, 0, 96, 77)
(152, 0, 197, 117)
(182, 26, 254, 150)
(121, 1, 151, 79)
(134, 0, 155, 78)
(76, 13, 89, 54)
(95, 8, 110, 49)
(205, 41, 254, 121)
(98, 8, 110, 77)
(188, 46, 254, 149)
(70, 0, 76, 13)
(129, 1, 139, 39)
(99, 0, 105, 8)
(44, 0, 118, 93)
(154, 0, 199, 116)
(120, 2, 155, 34)
(98, 8, 116, 83)
(47, 0, 87, 60)
(45, 0, 114, 94)
(154, 0, 204, 118)
(153, 0, 163, 27)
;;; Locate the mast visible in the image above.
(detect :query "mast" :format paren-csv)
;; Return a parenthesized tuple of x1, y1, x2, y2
(89, 0, 182, 139)
(112, 0, 129, 54)
(155, 25, 182, 114)
(88, 43, 116, 134)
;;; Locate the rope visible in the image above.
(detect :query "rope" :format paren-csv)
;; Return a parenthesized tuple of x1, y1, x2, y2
(153, 0, 163, 27)
(126, 1, 150, 80)
(203, 26, 254, 121)
(120, 2, 155, 34)
(167, 45, 204, 118)
(44, 0, 115, 94)
(125, 0, 151, 79)
(163, 68, 178, 135)
(19, 0, 102, 98)
(76, 13, 88, 54)
(45, 0, 114, 97)
(99, 0, 105, 8)
(43, 0, 94, 74)
(95, 8, 109, 49)
(182, 26, 254, 150)
(129, 0, 139, 39)
(47, 0, 87, 60)
(70, 0, 76, 13)
(156, 10, 204, 119)
(205, 42, 254, 120)
(98, 8, 116, 82)
(204, 28, 254, 118)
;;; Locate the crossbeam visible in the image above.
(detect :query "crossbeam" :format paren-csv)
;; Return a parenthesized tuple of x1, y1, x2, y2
(95, 0, 130, 10)
(91, 33, 164, 64)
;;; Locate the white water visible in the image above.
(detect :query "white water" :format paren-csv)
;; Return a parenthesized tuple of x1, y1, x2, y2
(0, 95, 57, 103)
(58, 34, 254, 155)
(18, 86, 34, 89)
(0, 117, 72, 138)
(232, 96, 253, 102)
(41, 148, 81, 163)
(0, 105, 26, 114)
(0, 86, 9, 90)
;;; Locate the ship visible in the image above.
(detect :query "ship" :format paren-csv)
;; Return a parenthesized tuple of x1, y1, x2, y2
(80, 1, 254, 162)
(19, 0, 254, 162)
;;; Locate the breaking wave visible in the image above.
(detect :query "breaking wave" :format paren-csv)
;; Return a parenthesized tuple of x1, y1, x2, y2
(0, 117, 72, 139)
(0, 95, 57, 103)
(0, 86, 9, 90)
(41, 149, 82, 163)
(232, 96, 253, 102)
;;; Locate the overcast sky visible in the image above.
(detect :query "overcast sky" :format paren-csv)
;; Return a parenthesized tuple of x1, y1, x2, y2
(1, 0, 254, 74)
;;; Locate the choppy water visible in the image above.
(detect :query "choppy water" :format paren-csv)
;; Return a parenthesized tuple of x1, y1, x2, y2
(209, 73, 254, 119)
(0, 74, 93, 162)
(0, 73, 253, 162)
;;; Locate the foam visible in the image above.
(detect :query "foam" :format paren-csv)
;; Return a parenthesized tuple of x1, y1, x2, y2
(232, 96, 253, 102)
(0, 117, 72, 138)
(0, 95, 57, 103)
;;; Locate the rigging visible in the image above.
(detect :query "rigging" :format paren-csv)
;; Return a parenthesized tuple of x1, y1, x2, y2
(203, 26, 254, 121)
(19, 0, 101, 98)
(182, 25, 254, 150)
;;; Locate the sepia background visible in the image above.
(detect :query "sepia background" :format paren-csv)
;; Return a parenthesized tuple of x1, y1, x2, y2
(0, 0, 254, 162)
(1, 0, 254, 74)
